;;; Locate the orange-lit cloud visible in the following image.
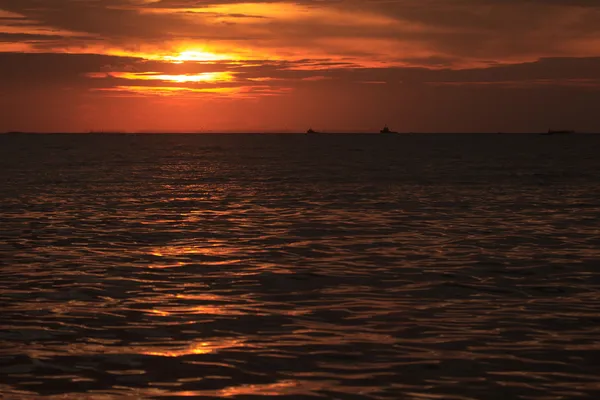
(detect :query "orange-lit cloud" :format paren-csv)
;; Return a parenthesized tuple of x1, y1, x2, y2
(5, 1, 600, 67)
(4, 0, 598, 68)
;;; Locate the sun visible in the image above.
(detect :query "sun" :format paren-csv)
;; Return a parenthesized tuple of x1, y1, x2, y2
(125, 72, 234, 83)
(88, 71, 234, 84)
(163, 50, 235, 64)
(158, 72, 233, 83)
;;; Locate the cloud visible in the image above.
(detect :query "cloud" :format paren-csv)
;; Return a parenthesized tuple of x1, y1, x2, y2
(2, 0, 598, 68)
(2, 1, 600, 132)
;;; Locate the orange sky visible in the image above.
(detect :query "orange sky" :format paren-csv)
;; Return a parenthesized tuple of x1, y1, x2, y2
(1, 0, 600, 132)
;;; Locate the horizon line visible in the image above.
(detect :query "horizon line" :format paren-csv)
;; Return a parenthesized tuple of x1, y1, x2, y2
(3, 132, 597, 136)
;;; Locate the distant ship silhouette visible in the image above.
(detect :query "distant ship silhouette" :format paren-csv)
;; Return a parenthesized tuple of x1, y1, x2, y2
(306, 128, 320, 134)
(542, 129, 575, 136)
(380, 125, 398, 134)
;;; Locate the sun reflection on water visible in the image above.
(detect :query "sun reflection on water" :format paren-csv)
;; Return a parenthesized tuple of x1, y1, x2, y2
(219, 380, 300, 396)
(142, 339, 246, 357)
(150, 245, 235, 258)
(149, 305, 246, 316)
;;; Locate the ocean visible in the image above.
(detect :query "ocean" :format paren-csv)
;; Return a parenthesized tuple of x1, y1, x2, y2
(1, 133, 599, 399)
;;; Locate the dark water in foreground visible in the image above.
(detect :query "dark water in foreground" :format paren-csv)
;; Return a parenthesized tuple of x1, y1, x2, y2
(1, 133, 600, 399)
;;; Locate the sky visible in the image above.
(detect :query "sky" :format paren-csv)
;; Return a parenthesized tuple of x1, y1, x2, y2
(1, 0, 600, 133)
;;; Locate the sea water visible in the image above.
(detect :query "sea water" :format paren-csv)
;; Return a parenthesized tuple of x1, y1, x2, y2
(1, 133, 599, 398)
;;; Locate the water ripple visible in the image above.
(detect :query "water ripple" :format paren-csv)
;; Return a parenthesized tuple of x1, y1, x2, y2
(1, 134, 600, 398)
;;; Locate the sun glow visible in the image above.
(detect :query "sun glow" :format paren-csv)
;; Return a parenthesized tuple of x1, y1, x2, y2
(163, 50, 233, 63)
(98, 45, 244, 64)
(87, 71, 234, 84)
(94, 86, 244, 96)
(115, 71, 234, 83)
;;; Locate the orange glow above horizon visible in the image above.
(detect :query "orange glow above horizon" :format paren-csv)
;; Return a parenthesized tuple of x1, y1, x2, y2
(88, 71, 235, 84)
(94, 85, 243, 96)
(92, 84, 292, 98)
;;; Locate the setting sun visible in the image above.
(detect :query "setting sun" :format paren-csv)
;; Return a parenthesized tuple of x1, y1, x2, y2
(110, 72, 234, 83)
(163, 50, 235, 64)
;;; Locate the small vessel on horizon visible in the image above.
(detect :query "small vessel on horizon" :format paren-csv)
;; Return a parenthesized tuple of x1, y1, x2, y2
(380, 125, 398, 134)
(306, 128, 320, 134)
(542, 129, 575, 135)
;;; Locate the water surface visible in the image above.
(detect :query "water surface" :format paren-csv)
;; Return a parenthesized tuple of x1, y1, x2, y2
(1, 133, 600, 398)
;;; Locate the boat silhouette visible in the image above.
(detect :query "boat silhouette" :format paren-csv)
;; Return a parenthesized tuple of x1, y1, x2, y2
(542, 129, 575, 136)
(306, 128, 320, 134)
(380, 125, 398, 134)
